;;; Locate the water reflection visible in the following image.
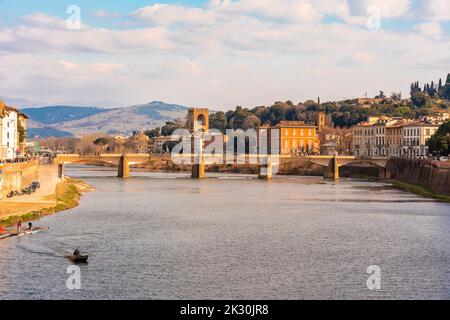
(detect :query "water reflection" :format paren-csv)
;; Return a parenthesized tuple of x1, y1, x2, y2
(0, 165, 449, 299)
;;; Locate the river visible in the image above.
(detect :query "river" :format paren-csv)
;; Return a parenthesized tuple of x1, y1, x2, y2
(1, 165, 449, 299)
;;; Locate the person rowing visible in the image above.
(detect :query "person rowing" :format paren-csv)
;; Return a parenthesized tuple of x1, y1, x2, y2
(73, 248, 80, 256)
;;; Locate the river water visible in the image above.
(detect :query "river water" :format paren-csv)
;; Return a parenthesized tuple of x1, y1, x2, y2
(1, 165, 450, 300)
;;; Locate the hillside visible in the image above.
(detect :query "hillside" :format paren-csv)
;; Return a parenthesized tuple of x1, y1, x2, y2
(22, 106, 107, 125)
(23, 101, 188, 138)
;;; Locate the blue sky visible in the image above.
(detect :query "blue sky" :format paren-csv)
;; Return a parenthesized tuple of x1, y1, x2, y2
(0, 0, 206, 25)
(1, 0, 448, 32)
(0, 0, 449, 108)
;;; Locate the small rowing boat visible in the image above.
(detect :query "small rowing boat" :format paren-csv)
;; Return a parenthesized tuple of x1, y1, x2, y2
(65, 255, 89, 263)
(14, 226, 49, 237)
(0, 233, 13, 240)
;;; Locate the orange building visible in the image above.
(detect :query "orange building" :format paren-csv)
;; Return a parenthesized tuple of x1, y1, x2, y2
(258, 121, 320, 155)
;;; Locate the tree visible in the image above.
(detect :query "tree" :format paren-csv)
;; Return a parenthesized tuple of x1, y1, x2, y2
(444, 73, 450, 99)
(209, 112, 227, 133)
(242, 114, 261, 130)
(161, 120, 184, 136)
(411, 92, 431, 109)
(390, 92, 402, 101)
(428, 120, 450, 156)
(376, 91, 386, 99)
(93, 137, 110, 153)
(145, 127, 160, 138)
(93, 137, 109, 146)
(124, 133, 149, 153)
(17, 123, 26, 143)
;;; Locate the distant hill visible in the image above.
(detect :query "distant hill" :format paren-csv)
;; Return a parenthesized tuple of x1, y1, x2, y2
(21, 106, 107, 125)
(27, 127, 73, 139)
(22, 101, 188, 138)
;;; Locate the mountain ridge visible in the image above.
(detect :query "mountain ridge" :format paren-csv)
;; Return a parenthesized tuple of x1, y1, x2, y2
(23, 101, 188, 138)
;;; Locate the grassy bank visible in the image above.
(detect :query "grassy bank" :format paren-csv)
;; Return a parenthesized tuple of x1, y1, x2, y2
(391, 180, 450, 203)
(0, 178, 88, 228)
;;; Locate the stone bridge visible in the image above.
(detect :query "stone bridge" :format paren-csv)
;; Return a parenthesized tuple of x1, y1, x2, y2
(55, 153, 389, 181)
(303, 155, 389, 180)
(54, 154, 168, 179)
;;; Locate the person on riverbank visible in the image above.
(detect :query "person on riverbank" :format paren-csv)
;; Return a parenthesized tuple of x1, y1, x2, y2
(16, 220, 22, 233)
(0, 226, 5, 234)
(28, 222, 33, 230)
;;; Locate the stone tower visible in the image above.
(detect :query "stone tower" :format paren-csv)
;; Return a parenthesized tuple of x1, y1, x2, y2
(188, 108, 209, 133)
(317, 111, 325, 132)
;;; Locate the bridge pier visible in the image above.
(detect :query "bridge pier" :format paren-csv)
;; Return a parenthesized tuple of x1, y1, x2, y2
(118, 154, 130, 178)
(58, 163, 65, 180)
(378, 167, 387, 180)
(191, 162, 205, 179)
(258, 160, 273, 180)
(378, 165, 392, 180)
(323, 157, 339, 180)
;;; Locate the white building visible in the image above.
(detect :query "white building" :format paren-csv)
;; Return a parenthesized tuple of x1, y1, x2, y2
(1, 105, 27, 160)
(352, 117, 443, 158)
(1, 107, 18, 159)
(402, 122, 441, 158)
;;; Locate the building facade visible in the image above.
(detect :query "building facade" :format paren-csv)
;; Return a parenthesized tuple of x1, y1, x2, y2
(352, 117, 442, 158)
(0, 100, 4, 158)
(402, 122, 441, 158)
(258, 121, 320, 155)
(0, 102, 28, 160)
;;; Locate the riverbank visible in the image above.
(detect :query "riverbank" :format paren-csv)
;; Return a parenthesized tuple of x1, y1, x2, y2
(0, 165, 91, 228)
(391, 180, 450, 203)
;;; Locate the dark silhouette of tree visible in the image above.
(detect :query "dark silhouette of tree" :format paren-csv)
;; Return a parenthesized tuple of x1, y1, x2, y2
(428, 120, 450, 156)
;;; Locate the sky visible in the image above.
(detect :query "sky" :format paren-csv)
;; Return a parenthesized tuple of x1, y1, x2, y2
(0, 0, 449, 109)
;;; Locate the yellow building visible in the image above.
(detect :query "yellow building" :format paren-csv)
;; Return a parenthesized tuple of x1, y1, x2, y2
(259, 121, 320, 155)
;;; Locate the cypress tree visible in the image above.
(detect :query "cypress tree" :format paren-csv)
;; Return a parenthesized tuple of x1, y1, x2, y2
(445, 73, 450, 99)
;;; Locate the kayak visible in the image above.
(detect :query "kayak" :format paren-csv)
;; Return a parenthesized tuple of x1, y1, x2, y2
(15, 227, 49, 237)
(65, 255, 89, 263)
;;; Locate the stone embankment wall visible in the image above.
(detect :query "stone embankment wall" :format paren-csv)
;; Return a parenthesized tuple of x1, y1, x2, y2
(0, 160, 39, 199)
(387, 158, 450, 195)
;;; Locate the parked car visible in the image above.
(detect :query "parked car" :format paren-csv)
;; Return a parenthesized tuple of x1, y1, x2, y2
(439, 156, 449, 162)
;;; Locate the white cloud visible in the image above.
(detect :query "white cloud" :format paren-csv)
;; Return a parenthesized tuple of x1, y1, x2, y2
(0, 0, 448, 109)
(131, 3, 215, 25)
(413, 21, 443, 40)
(21, 13, 67, 29)
(93, 10, 120, 19)
(346, 0, 410, 18)
(59, 60, 80, 69)
(416, 0, 450, 21)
